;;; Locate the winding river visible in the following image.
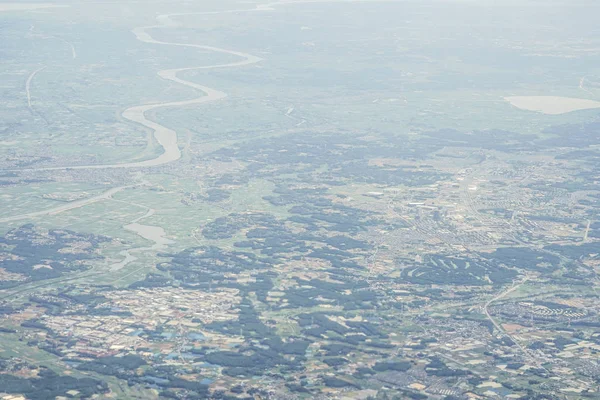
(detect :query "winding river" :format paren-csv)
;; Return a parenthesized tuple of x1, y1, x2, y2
(25, 9, 262, 171)
(0, 0, 403, 299)
(19, 0, 383, 172)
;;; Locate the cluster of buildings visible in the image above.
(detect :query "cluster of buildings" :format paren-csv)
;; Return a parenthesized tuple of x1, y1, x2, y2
(40, 287, 241, 358)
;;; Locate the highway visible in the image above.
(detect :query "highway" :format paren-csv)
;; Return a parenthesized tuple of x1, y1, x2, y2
(482, 276, 533, 358)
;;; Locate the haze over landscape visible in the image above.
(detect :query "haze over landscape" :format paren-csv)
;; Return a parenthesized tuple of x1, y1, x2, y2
(1, 0, 600, 399)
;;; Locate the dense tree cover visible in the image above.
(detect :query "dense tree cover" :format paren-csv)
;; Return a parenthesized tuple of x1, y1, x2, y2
(0, 303, 15, 315)
(286, 382, 311, 393)
(542, 120, 600, 149)
(556, 149, 600, 162)
(264, 336, 311, 356)
(323, 376, 358, 388)
(202, 213, 282, 240)
(204, 348, 289, 376)
(77, 354, 147, 377)
(195, 202, 377, 268)
(297, 312, 350, 337)
(545, 242, 600, 259)
(266, 185, 380, 234)
(203, 298, 310, 377)
(353, 367, 376, 378)
(28, 295, 71, 315)
(207, 133, 444, 182)
(160, 247, 278, 296)
(322, 343, 354, 356)
(128, 273, 171, 289)
(161, 377, 210, 393)
(507, 362, 525, 370)
(0, 368, 108, 400)
(76, 359, 211, 396)
(405, 392, 428, 400)
(425, 357, 470, 377)
(485, 247, 560, 273)
(285, 278, 376, 310)
(206, 297, 271, 337)
(346, 321, 388, 337)
(29, 290, 132, 317)
(54, 124, 595, 397)
(204, 188, 231, 203)
(528, 341, 546, 350)
(423, 128, 537, 152)
(322, 357, 348, 367)
(59, 292, 108, 304)
(5, 12, 599, 400)
(338, 162, 449, 187)
(373, 360, 412, 372)
(296, 312, 388, 345)
(399, 255, 517, 286)
(164, 216, 377, 310)
(21, 319, 51, 332)
(553, 336, 574, 350)
(214, 173, 251, 186)
(234, 225, 317, 256)
(0, 224, 109, 286)
(165, 245, 275, 275)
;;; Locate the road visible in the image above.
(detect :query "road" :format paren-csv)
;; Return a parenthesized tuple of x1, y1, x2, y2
(483, 276, 532, 357)
(25, 66, 46, 109)
(58, 38, 77, 59)
(584, 219, 592, 242)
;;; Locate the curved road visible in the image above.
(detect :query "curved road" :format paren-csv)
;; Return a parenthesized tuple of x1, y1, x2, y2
(26, 66, 46, 109)
(483, 276, 538, 363)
